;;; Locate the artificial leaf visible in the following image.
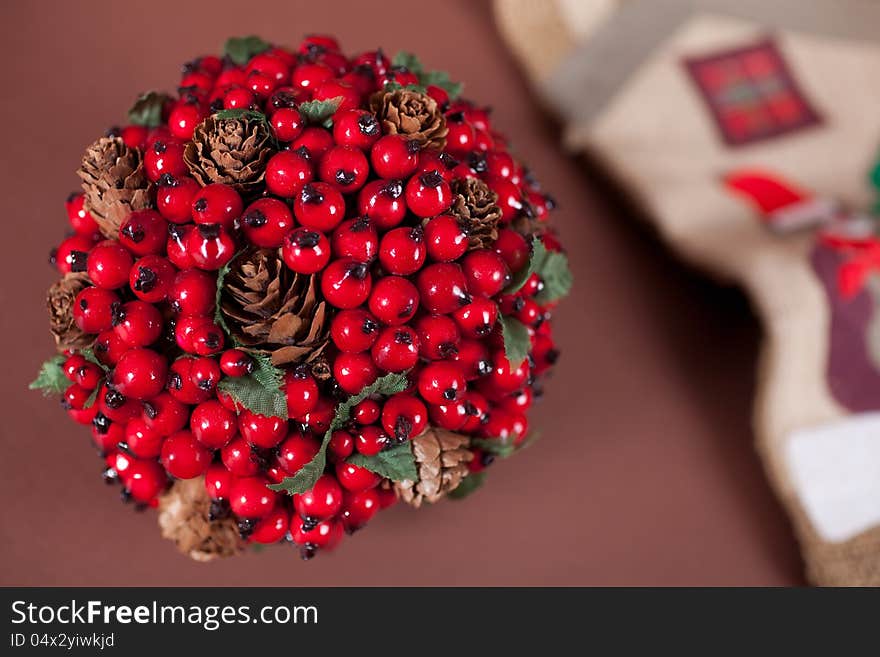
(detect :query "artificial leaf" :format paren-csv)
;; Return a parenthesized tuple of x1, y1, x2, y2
(504, 238, 545, 295)
(534, 250, 573, 304)
(381, 81, 428, 95)
(297, 97, 343, 127)
(127, 91, 171, 128)
(217, 353, 287, 419)
(84, 386, 100, 409)
(391, 51, 462, 99)
(81, 347, 110, 373)
(213, 108, 269, 124)
(391, 51, 423, 73)
(470, 435, 517, 458)
(214, 251, 242, 341)
(448, 471, 486, 500)
(348, 442, 418, 481)
(224, 36, 271, 66)
(29, 355, 68, 396)
(418, 70, 463, 99)
(499, 315, 529, 369)
(268, 372, 410, 495)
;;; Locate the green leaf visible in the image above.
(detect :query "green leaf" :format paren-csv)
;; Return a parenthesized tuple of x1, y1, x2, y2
(534, 250, 573, 304)
(470, 435, 517, 458)
(381, 81, 428, 95)
(448, 471, 486, 500)
(418, 70, 463, 100)
(297, 97, 343, 127)
(214, 108, 268, 124)
(224, 36, 271, 66)
(217, 353, 287, 419)
(127, 91, 171, 128)
(347, 442, 418, 481)
(391, 51, 423, 73)
(268, 372, 410, 495)
(504, 238, 545, 295)
(214, 251, 242, 342)
(81, 347, 110, 373)
(499, 315, 529, 369)
(83, 386, 100, 409)
(390, 51, 462, 99)
(29, 355, 68, 396)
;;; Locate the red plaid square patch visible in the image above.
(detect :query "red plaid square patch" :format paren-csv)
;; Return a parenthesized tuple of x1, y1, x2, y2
(683, 38, 822, 147)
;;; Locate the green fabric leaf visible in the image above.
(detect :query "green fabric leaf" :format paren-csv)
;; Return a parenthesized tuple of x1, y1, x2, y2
(347, 442, 417, 481)
(390, 51, 462, 99)
(127, 91, 171, 128)
(214, 250, 242, 343)
(298, 97, 343, 127)
(534, 250, 572, 304)
(448, 471, 486, 500)
(504, 238, 545, 295)
(81, 347, 110, 373)
(84, 386, 100, 409)
(418, 70, 463, 99)
(391, 51, 423, 73)
(268, 372, 410, 495)
(224, 36, 271, 66)
(499, 315, 529, 369)
(214, 109, 268, 124)
(217, 353, 287, 419)
(29, 355, 68, 396)
(381, 81, 427, 95)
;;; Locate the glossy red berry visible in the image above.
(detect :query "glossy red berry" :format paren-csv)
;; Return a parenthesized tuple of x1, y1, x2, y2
(370, 135, 419, 179)
(73, 287, 119, 333)
(453, 297, 498, 338)
(144, 139, 187, 182)
(239, 409, 287, 449)
(168, 101, 204, 140)
(119, 210, 168, 257)
(221, 435, 261, 477)
(330, 308, 379, 353)
(65, 192, 99, 236)
(358, 179, 407, 230)
(129, 256, 176, 303)
(125, 459, 167, 503)
(354, 425, 389, 456)
(92, 330, 128, 367)
(87, 241, 134, 290)
(415, 314, 461, 359)
(494, 228, 530, 274)
(124, 418, 163, 458)
(187, 224, 236, 270)
(284, 368, 320, 417)
(223, 86, 256, 110)
(170, 268, 216, 317)
(191, 184, 243, 229)
(331, 217, 379, 262)
(277, 432, 321, 475)
(332, 109, 381, 150)
(321, 258, 372, 309)
(74, 362, 103, 390)
(291, 518, 343, 557)
(112, 300, 163, 347)
(161, 429, 211, 479)
(423, 214, 468, 262)
(63, 382, 91, 410)
(142, 391, 189, 435)
(429, 399, 469, 431)
(167, 357, 211, 405)
(335, 462, 381, 493)
(379, 226, 426, 275)
(250, 506, 290, 544)
(416, 263, 470, 314)
(292, 126, 335, 160)
(241, 197, 294, 248)
(294, 474, 343, 520)
(368, 276, 419, 326)
(292, 61, 334, 90)
(461, 249, 510, 297)
(191, 399, 237, 448)
(342, 489, 380, 531)
(166, 225, 196, 269)
(220, 349, 255, 377)
(112, 348, 167, 400)
(229, 476, 277, 519)
(53, 234, 94, 275)
(418, 361, 466, 404)
(482, 349, 530, 395)
(352, 398, 380, 425)
(405, 170, 452, 218)
(371, 326, 420, 372)
(281, 228, 331, 274)
(190, 321, 225, 356)
(294, 182, 345, 232)
(270, 107, 303, 142)
(265, 149, 314, 198)
(333, 351, 379, 394)
(381, 393, 428, 442)
(319, 145, 369, 193)
(63, 354, 88, 381)
(205, 462, 235, 499)
(98, 385, 141, 423)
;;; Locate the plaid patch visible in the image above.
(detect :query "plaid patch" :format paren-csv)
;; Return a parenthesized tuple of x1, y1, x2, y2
(683, 38, 822, 147)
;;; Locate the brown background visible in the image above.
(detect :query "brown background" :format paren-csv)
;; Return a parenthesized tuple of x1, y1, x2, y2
(0, 0, 803, 585)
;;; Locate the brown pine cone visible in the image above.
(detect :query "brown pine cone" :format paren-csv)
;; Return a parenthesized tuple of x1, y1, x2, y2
(157, 477, 244, 562)
(184, 115, 273, 196)
(47, 273, 94, 353)
(219, 247, 331, 366)
(77, 137, 152, 239)
(394, 427, 474, 508)
(369, 88, 448, 150)
(448, 177, 502, 250)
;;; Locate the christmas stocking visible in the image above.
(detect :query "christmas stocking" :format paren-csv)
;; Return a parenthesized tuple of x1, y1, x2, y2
(494, 0, 880, 585)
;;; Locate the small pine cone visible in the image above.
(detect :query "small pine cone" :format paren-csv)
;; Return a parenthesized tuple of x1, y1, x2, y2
(77, 137, 152, 239)
(394, 427, 474, 508)
(219, 247, 331, 366)
(184, 115, 273, 196)
(157, 477, 244, 562)
(448, 178, 502, 250)
(47, 273, 94, 353)
(369, 88, 448, 150)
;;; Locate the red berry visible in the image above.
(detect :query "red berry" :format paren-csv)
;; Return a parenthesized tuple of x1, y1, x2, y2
(294, 182, 345, 232)
(98, 386, 141, 423)
(328, 429, 355, 461)
(461, 390, 490, 432)
(144, 139, 187, 182)
(333, 351, 378, 394)
(161, 430, 211, 479)
(270, 107, 303, 142)
(167, 357, 211, 405)
(415, 314, 461, 359)
(65, 193, 100, 236)
(223, 86, 256, 110)
(166, 224, 196, 269)
(319, 145, 369, 193)
(129, 255, 176, 303)
(371, 326, 420, 372)
(358, 179, 407, 230)
(170, 268, 216, 316)
(87, 241, 134, 290)
(294, 474, 343, 520)
(488, 177, 524, 223)
(220, 349, 255, 377)
(320, 258, 372, 309)
(452, 297, 498, 338)
(333, 110, 381, 150)
(74, 362, 103, 390)
(187, 224, 236, 270)
(405, 170, 452, 217)
(418, 361, 466, 404)
(352, 398, 380, 425)
(292, 126, 335, 160)
(174, 315, 213, 353)
(92, 330, 128, 367)
(494, 228, 530, 274)
(229, 476, 276, 519)
(119, 210, 168, 257)
(124, 418, 163, 458)
(416, 262, 470, 314)
(205, 462, 235, 499)
(370, 135, 419, 179)
(190, 321, 225, 356)
(335, 462, 381, 493)
(168, 101, 204, 140)
(445, 116, 476, 154)
(250, 506, 290, 544)
(277, 432, 321, 475)
(239, 409, 287, 449)
(482, 349, 530, 395)
(112, 300, 163, 347)
(330, 308, 379, 353)
(354, 425, 389, 456)
(120, 125, 148, 149)
(191, 399, 237, 448)
(290, 518, 343, 557)
(112, 348, 167, 400)
(265, 150, 314, 198)
(461, 249, 510, 297)
(191, 184, 243, 229)
(222, 435, 261, 477)
(331, 217, 378, 262)
(189, 355, 222, 392)
(54, 234, 94, 275)
(424, 214, 468, 262)
(429, 399, 469, 431)
(297, 396, 334, 432)
(368, 276, 419, 326)
(73, 287, 119, 333)
(284, 368, 320, 417)
(292, 61, 334, 90)
(281, 228, 331, 274)
(241, 197, 294, 248)
(63, 383, 91, 410)
(379, 226, 426, 275)
(381, 393, 427, 442)
(142, 391, 189, 435)
(342, 489, 380, 530)
(125, 459, 167, 503)
(63, 354, 88, 381)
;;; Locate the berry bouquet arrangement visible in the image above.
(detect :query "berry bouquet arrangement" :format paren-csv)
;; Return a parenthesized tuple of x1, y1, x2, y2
(32, 35, 571, 561)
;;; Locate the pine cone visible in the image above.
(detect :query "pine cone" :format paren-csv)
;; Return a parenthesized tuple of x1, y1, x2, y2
(449, 178, 502, 250)
(157, 477, 244, 562)
(394, 427, 474, 508)
(184, 115, 273, 196)
(219, 247, 331, 366)
(369, 89, 448, 150)
(47, 273, 94, 353)
(77, 137, 152, 239)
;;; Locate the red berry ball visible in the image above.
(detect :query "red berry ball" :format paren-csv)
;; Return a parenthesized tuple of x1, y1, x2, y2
(166, 224, 196, 269)
(170, 268, 216, 317)
(65, 193, 99, 236)
(220, 349, 254, 377)
(379, 226, 426, 275)
(371, 326, 420, 372)
(335, 462, 381, 493)
(124, 418, 163, 458)
(370, 135, 419, 179)
(144, 138, 187, 182)
(270, 107, 303, 142)
(241, 197, 294, 248)
(294, 182, 345, 232)
(119, 210, 168, 257)
(358, 179, 407, 230)
(250, 506, 290, 544)
(292, 126, 335, 160)
(125, 459, 167, 503)
(112, 300, 163, 347)
(191, 399, 237, 448)
(330, 308, 380, 353)
(191, 184, 243, 229)
(423, 214, 468, 262)
(333, 351, 379, 394)
(416, 262, 470, 314)
(332, 110, 381, 150)
(342, 489, 380, 531)
(87, 241, 134, 290)
(160, 430, 211, 479)
(405, 170, 452, 218)
(494, 228, 530, 274)
(328, 429, 355, 461)
(277, 431, 321, 475)
(265, 150, 314, 198)
(352, 398, 381, 425)
(239, 409, 287, 449)
(129, 255, 176, 303)
(73, 287, 119, 333)
(205, 462, 235, 499)
(381, 393, 428, 442)
(331, 217, 378, 262)
(452, 297, 498, 338)
(222, 435, 261, 477)
(168, 101, 204, 140)
(418, 361, 466, 404)
(54, 234, 95, 275)
(187, 224, 236, 270)
(112, 348, 167, 400)
(284, 368, 320, 418)
(415, 314, 461, 359)
(321, 258, 372, 309)
(229, 476, 276, 519)
(142, 392, 189, 435)
(319, 145, 369, 193)
(281, 228, 331, 274)
(461, 249, 510, 297)
(294, 473, 343, 520)
(354, 425, 389, 456)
